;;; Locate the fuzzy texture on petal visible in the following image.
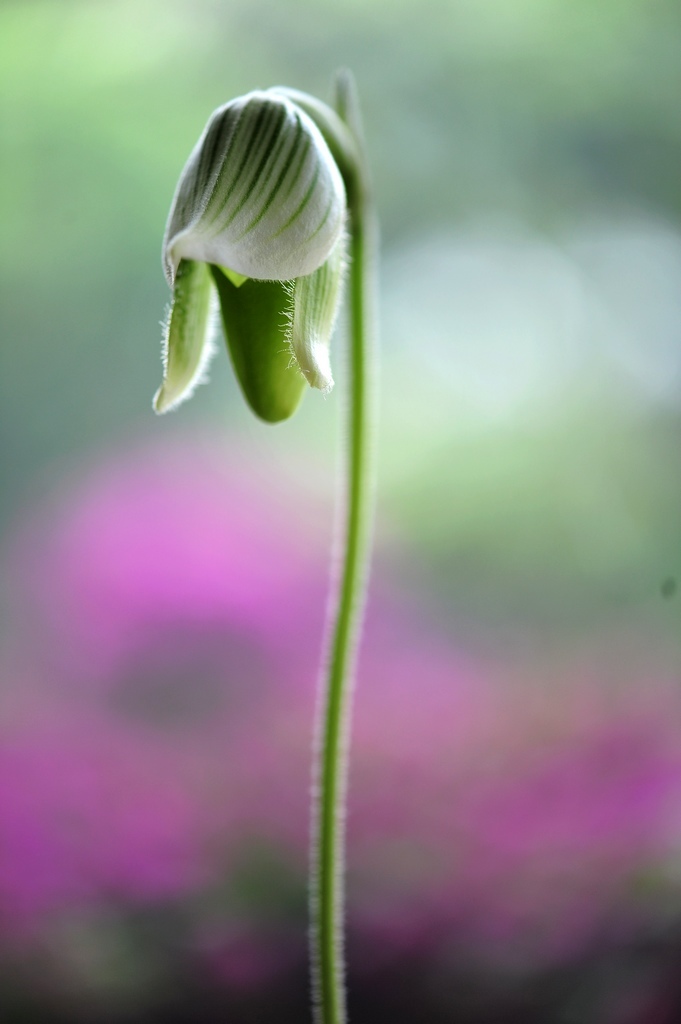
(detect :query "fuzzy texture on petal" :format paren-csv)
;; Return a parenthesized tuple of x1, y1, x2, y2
(163, 92, 346, 287)
(287, 232, 346, 392)
(154, 259, 217, 414)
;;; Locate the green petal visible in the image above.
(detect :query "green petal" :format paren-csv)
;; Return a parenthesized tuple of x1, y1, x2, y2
(210, 265, 306, 423)
(154, 258, 215, 414)
(288, 233, 346, 391)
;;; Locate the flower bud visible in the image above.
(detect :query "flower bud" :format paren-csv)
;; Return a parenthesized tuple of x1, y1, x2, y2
(156, 89, 349, 421)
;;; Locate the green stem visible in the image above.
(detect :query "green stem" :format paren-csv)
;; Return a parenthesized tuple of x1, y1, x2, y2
(310, 97, 377, 1024)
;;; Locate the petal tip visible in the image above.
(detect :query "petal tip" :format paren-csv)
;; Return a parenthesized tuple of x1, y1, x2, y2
(152, 385, 173, 415)
(300, 353, 334, 393)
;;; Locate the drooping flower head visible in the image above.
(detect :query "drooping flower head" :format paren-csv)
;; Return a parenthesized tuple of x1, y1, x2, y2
(156, 88, 357, 421)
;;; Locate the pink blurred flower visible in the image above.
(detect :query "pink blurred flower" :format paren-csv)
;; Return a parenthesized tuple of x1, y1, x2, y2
(18, 441, 325, 691)
(0, 437, 325, 954)
(0, 714, 208, 935)
(2, 434, 681, 1012)
(349, 650, 681, 971)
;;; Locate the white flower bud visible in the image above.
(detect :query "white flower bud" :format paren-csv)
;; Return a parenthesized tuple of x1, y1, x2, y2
(163, 91, 346, 286)
(157, 89, 352, 420)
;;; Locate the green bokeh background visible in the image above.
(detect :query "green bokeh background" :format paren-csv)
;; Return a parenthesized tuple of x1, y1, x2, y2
(3, 0, 681, 654)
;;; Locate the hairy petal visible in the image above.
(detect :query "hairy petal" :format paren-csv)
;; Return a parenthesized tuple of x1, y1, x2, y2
(163, 92, 346, 286)
(154, 259, 216, 414)
(288, 232, 346, 392)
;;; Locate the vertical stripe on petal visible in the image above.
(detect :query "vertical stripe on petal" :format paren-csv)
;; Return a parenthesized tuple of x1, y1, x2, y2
(163, 92, 346, 284)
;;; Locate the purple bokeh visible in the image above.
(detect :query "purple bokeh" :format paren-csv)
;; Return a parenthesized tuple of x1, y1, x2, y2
(2, 436, 681, 1012)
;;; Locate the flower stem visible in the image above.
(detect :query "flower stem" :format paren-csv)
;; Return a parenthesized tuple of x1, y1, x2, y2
(311, 77, 377, 1024)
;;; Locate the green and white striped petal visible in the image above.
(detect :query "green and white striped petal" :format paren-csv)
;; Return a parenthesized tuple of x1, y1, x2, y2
(154, 258, 216, 414)
(163, 91, 346, 286)
(287, 233, 346, 392)
(268, 86, 360, 191)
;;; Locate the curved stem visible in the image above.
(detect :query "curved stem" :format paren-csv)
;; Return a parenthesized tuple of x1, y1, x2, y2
(310, 96, 377, 1024)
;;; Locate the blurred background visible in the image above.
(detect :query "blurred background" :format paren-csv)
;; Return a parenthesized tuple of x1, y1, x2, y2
(2, 0, 681, 1020)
